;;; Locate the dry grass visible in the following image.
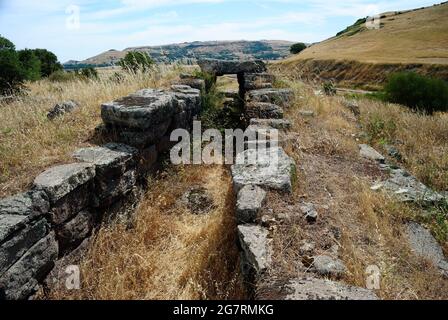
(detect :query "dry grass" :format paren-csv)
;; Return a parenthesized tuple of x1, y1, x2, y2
(47, 165, 246, 300)
(281, 3, 448, 65)
(265, 70, 448, 299)
(0, 66, 182, 198)
(358, 100, 448, 191)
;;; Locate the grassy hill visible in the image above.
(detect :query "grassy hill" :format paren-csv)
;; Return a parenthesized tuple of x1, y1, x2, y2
(273, 2, 448, 88)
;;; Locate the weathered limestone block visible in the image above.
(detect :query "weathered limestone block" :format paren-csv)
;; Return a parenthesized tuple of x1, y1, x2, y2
(101, 89, 176, 131)
(47, 100, 80, 120)
(171, 85, 202, 129)
(245, 102, 283, 120)
(0, 190, 49, 219)
(231, 147, 296, 193)
(117, 120, 173, 148)
(359, 144, 385, 163)
(73, 143, 138, 206)
(283, 278, 378, 300)
(177, 78, 206, 92)
(249, 118, 291, 130)
(0, 232, 58, 300)
(243, 73, 275, 91)
(0, 219, 49, 275)
(405, 222, 448, 276)
(246, 88, 294, 107)
(372, 168, 444, 204)
(236, 185, 267, 223)
(312, 255, 347, 278)
(198, 59, 266, 76)
(33, 163, 96, 204)
(57, 210, 94, 250)
(238, 225, 271, 277)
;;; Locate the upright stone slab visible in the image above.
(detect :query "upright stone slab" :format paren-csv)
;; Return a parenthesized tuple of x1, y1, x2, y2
(236, 185, 267, 223)
(246, 88, 294, 107)
(238, 225, 271, 278)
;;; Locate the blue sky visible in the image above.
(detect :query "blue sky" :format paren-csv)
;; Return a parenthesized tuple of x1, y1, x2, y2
(0, 0, 441, 62)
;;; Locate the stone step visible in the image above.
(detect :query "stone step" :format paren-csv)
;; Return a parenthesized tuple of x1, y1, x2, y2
(245, 102, 284, 119)
(246, 88, 294, 108)
(231, 147, 296, 194)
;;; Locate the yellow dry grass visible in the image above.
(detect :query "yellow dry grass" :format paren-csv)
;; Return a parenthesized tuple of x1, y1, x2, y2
(271, 70, 448, 299)
(0, 66, 182, 198)
(47, 165, 245, 300)
(281, 3, 448, 65)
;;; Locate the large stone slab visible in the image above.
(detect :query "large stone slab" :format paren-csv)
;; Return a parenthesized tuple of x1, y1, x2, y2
(243, 73, 275, 91)
(249, 118, 291, 130)
(34, 163, 96, 204)
(231, 147, 296, 193)
(101, 89, 176, 130)
(246, 88, 294, 107)
(0, 191, 49, 243)
(73, 143, 138, 205)
(238, 225, 271, 277)
(236, 185, 267, 224)
(284, 278, 378, 300)
(57, 210, 94, 250)
(0, 219, 49, 275)
(372, 168, 444, 204)
(198, 59, 266, 76)
(405, 222, 448, 276)
(0, 232, 58, 300)
(359, 144, 385, 163)
(245, 102, 283, 120)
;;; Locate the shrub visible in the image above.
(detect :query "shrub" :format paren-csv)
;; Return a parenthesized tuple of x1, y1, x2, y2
(48, 70, 79, 82)
(290, 43, 307, 54)
(79, 67, 98, 80)
(322, 81, 336, 96)
(192, 70, 215, 92)
(118, 51, 154, 73)
(385, 72, 448, 114)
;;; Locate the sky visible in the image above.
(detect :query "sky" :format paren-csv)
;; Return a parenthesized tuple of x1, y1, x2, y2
(0, 0, 441, 62)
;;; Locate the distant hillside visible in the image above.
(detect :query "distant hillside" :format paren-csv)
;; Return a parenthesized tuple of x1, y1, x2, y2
(273, 2, 448, 88)
(66, 40, 294, 68)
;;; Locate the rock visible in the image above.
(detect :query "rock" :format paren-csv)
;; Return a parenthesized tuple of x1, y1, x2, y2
(231, 147, 296, 194)
(0, 232, 58, 300)
(47, 100, 79, 120)
(384, 144, 402, 160)
(116, 120, 173, 148)
(312, 255, 347, 278)
(246, 88, 294, 107)
(73, 143, 138, 206)
(299, 241, 316, 256)
(0, 191, 49, 243)
(284, 278, 378, 300)
(405, 222, 448, 276)
(243, 73, 275, 90)
(177, 78, 206, 92)
(220, 89, 240, 100)
(245, 102, 283, 120)
(300, 203, 318, 223)
(238, 225, 271, 276)
(236, 185, 267, 223)
(0, 219, 49, 275)
(343, 100, 360, 117)
(34, 163, 95, 204)
(374, 168, 444, 204)
(101, 89, 176, 131)
(249, 118, 291, 130)
(57, 210, 94, 250)
(298, 110, 315, 117)
(182, 187, 215, 215)
(198, 59, 266, 76)
(359, 144, 385, 163)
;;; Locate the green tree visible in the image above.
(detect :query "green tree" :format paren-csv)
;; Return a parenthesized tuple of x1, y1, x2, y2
(118, 51, 154, 73)
(0, 35, 24, 94)
(32, 48, 63, 77)
(18, 49, 41, 81)
(290, 43, 307, 54)
(385, 72, 448, 114)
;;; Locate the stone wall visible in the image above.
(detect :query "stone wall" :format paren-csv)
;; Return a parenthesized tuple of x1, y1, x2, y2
(0, 85, 202, 300)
